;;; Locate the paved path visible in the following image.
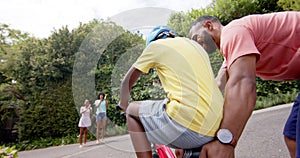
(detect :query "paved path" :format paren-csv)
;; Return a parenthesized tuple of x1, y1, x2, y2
(235, 103, 291, 158)
(19, 103, 293, 158)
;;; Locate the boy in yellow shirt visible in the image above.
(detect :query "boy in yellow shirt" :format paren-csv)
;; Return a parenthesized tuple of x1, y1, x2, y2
(119, 26, 224, 158)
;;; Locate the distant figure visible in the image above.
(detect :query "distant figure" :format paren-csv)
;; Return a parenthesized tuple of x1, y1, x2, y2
(78, 99, 92, 148)
(94, 92, 108, 143)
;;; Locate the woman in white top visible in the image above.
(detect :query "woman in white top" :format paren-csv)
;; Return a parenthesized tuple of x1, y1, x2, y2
(94, 92, 108, 143)
(78, 99, 92, 147)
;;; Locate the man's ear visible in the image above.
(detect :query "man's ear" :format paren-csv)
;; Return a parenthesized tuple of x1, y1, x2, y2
(204, 21, 214, 31)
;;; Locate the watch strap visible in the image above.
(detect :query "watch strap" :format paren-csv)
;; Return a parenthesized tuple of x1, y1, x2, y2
(230, 137, 237, 148)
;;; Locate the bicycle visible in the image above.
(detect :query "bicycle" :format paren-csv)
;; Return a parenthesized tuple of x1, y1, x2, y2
(116, 105, 202, 158)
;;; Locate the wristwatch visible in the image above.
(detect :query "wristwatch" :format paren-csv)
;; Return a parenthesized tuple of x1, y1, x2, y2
(216, 129, 237, 147)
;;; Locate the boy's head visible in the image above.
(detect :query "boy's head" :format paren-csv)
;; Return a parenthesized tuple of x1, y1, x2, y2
(146, 26, 178, 46)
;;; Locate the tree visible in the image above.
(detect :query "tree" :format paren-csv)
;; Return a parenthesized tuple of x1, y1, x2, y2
(168, 12, 194, 37)
(15, 21, 102, 141)
(0, 24, 29, 143)
(277, 0, 300, 11)
(189, 0, 283, 25)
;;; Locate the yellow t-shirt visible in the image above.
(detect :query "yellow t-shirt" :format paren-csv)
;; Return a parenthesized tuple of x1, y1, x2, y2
(134, 37, 223, 136)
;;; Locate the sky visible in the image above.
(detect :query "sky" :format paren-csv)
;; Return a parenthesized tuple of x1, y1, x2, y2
(0, 0, 211, 38)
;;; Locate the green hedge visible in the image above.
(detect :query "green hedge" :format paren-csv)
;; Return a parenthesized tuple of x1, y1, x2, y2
(18, 81, 78, 141)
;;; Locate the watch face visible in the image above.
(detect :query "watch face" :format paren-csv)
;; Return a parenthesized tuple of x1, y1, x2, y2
(217, 129, 233, 144)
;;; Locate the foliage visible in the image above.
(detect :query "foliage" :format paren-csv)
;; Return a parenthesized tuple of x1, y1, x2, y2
(11, 25, 86, 140)
(0, 24, 29, 143)
(168, 12, 194, 37)
(208, 50, 224, 77)
(106, 105, 127, 126)
(0, 21, 99, 142)
(256, 78, 299, 97)
(189, 0, 283, 25)
(256, 89, 299, 110)
(212, 0, 259, 24)
(18, 81, 78, 141)
(94, 26, 145, 102)
(277, 0, 300, 11)
(257, 0, 284, 13)
(0, 145, 18, 158)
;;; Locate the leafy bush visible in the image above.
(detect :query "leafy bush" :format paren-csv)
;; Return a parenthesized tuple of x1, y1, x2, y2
(256, 78, 299, 97)
(256, 89, 299, 110)
(18, 81, 79, 141)
(0, 145, 18, 158)
(107, 105, 126, 126)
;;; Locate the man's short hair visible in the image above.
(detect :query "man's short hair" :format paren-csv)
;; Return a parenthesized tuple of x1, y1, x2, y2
(191, 16, 221, 27)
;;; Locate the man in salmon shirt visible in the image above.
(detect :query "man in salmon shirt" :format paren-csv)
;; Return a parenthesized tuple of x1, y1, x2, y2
(189, 11, 300, 158)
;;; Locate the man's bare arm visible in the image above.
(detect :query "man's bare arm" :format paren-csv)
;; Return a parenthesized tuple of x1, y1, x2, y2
(221, 54, 257, 142)
(200, 54, 257, 158)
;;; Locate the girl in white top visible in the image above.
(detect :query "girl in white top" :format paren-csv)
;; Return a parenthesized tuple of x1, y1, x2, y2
(78, 99, 92, 147)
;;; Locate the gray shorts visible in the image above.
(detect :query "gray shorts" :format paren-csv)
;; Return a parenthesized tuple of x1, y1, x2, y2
(139, 99, 214, 149)
(96, 112, 107, 121)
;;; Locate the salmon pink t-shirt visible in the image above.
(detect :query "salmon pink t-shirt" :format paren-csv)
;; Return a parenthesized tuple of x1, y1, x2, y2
(221, 11, 300, 81)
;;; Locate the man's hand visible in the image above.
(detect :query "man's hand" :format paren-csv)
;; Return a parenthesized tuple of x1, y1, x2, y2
(200, 140, 235, 158)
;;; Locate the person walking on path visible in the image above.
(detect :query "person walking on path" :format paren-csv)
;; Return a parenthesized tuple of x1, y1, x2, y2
(78, 99, 92, 148)
(118, 26, 224, 158)
(189, 11, 300, 158)
(94, 92, 108, 144)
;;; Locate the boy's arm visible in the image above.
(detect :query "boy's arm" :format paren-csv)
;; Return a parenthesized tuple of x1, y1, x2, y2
(120, 66, 142, 111)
